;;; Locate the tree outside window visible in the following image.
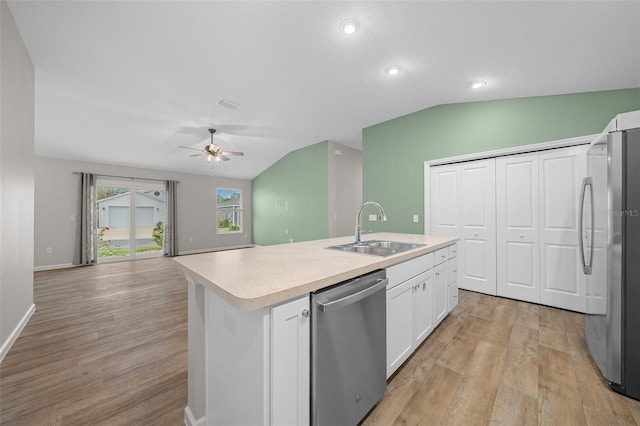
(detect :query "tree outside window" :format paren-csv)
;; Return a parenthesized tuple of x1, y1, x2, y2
(217, 188, 242, 233)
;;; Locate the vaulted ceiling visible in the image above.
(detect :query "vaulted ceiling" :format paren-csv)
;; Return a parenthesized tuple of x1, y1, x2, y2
(7, 1, 640, 179)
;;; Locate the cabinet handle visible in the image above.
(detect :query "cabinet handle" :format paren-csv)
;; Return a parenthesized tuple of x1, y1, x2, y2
(302, 309, 310, 318)
(422, 282, 426, 290)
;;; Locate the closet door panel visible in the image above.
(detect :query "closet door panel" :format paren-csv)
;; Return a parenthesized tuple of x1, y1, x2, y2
(459, 159, 497, 295)
(430, 165, 460, 237)
(496, 154, 540, 302)
(539, 146, 587, 311)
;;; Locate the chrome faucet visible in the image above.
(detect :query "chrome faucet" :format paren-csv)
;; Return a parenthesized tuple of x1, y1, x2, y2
(355, 201, 387, 244)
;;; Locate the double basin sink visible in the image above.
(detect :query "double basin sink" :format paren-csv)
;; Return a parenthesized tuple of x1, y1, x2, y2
(326, 240, 425, 257)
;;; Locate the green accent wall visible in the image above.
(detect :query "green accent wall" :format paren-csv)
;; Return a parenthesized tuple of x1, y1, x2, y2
(363, 88, 640, 234)
(252, 141, 329, 246)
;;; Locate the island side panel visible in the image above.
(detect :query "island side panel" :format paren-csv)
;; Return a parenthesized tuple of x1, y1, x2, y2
(206, 286, 270, 425)
(186, 278, 206, 424)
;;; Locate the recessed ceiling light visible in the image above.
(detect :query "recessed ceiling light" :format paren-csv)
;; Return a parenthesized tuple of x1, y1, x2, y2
(339, 18, 360, 35)
(385, 65, 402, 76)
(471, 80, 487, 89)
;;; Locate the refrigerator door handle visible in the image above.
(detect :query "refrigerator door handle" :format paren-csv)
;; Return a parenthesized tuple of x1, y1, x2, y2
(579, 177, 594, 274)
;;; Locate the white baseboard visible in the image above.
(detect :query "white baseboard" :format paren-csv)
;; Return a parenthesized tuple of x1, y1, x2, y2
(184, 406, 205, 426)
(0, 303, 35, 363)
(34, 263, 74, 272)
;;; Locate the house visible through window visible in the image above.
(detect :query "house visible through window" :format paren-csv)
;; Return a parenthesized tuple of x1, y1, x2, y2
(96, 178, 166, 261)
(217, 188, 242, 233)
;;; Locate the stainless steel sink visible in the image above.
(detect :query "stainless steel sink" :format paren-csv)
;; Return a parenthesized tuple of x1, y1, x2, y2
(326, 240, 425, 257)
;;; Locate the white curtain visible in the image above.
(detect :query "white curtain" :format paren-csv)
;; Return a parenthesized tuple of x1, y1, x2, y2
(73, 172, 97, 265)
(163, 180, 178, 257)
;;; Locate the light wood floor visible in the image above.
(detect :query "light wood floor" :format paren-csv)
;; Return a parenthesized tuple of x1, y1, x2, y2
(3, 260, 640, 425)
(364, 290, 640, 426)
(0, 258, 187, 425)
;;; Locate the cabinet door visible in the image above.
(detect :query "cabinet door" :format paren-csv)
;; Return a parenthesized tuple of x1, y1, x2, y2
(539, 146, 588, 311)
(386, 280, 414, 378)
(413, 271, 433, 345)
(433, 263, 448, 326)
(448, 283, 459, 312)
(496, 154, 540, 303)
(459, 159, 497, 295)
(430, 164, 460, 237)
(271, 296, 310, 426)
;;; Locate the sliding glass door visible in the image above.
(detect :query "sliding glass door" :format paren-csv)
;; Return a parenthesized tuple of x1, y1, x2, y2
(96, 178, 166, 262)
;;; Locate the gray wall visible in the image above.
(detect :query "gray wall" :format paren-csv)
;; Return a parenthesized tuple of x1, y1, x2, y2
(0, 0, 35, 357)
(34, 157, 252, 269)
(328, 141, 362, 238)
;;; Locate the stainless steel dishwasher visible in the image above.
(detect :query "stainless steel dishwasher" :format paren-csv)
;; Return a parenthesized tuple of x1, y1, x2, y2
(311, 269, 387, 426)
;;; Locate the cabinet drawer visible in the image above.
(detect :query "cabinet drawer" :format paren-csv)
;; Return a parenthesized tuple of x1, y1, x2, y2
(448, 257, 458, 285)
(448, 282, 459, 312)
(448, 243, 458, 259)
(434, 248, 448, 266)
(387, 253, 434, 289)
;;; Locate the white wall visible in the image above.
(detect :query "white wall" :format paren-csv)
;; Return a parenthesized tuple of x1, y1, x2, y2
(328, 141, 362, 238)
(0, 0, 35, 360)
(34, 157, 252, 269)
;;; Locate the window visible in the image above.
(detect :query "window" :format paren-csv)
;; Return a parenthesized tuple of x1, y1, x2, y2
(216, 188, 243, 234)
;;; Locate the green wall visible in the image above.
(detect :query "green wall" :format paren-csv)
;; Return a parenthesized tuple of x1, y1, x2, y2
(363, 88, 640, 234)
(252, 141, 329, 245)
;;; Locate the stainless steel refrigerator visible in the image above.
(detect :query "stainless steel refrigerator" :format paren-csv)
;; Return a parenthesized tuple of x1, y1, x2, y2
(583, 110, 640, 401)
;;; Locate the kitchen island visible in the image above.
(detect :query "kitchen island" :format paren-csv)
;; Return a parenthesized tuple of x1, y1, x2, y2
(174, 232, 458, 426)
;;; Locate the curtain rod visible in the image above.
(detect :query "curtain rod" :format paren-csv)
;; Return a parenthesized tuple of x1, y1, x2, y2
(73, 172, 179, 184)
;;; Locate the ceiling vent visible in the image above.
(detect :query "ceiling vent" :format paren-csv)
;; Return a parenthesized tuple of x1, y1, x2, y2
(218, 99, 242, 111)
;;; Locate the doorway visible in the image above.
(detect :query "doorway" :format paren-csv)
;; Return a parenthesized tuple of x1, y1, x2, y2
(96, 178, 166, 262)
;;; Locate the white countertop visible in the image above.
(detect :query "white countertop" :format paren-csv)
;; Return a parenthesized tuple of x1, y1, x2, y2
(173, 232, 458, 310)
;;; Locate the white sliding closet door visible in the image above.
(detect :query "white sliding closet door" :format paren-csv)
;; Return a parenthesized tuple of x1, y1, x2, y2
(459, 159, 497, 295)
(430, 164, 460, 237)
(496, 154, 540, 302)
(539, 146, 587, 311)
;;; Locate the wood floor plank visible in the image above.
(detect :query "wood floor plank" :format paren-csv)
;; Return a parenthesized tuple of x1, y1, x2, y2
(441, 340, 508, 425)
(489, 384, 538, 426)
(0, 258, 187, 425)
(538, 345, 587, 425)
(394, 364, 463, 426)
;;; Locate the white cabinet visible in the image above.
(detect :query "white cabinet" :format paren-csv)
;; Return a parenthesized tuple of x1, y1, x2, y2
(386, 269, 433, 378)
(271, 297, 310, 426)
(386, 278, 414, 377)
(205, 291, 309, 426)
(447, 245, 459, 312)
(413, 272, 434, 345)
(432, 261, 448, 326)
(430, 159, 497, 295)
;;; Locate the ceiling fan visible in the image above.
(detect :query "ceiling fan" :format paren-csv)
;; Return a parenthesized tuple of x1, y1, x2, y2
(178, 128, 244, 163)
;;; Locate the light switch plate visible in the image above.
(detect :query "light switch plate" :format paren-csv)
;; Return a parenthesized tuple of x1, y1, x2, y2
(413, 214, 419, 223)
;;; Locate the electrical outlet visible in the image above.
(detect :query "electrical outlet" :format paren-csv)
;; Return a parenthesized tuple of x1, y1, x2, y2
(368, 214, 377, 221)
(46, 247, 53, 254)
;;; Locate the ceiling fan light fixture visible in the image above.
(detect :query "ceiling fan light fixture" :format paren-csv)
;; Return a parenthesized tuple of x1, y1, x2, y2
(206, 153, 212, 162)
(385, 65, 402, 76)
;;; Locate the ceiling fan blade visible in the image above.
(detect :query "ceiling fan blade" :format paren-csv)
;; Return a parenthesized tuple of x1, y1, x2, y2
(189, 153, 202, 157)
(219, 151, 244, 156)
(178, 145, 204, 152)
(219, 155, 231, 162)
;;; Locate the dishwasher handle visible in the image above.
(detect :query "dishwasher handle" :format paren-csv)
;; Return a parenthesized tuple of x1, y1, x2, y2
(317, 278, 388, 313)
